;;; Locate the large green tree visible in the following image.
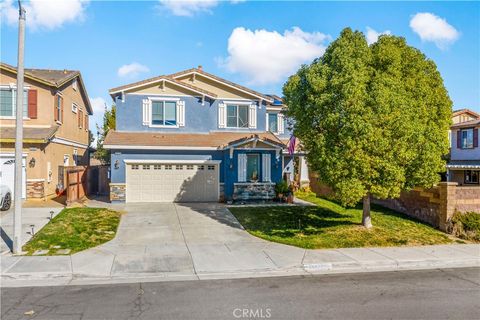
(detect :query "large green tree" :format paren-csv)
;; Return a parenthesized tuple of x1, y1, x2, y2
(94, 104, 116, 164)
(283, 28, 451, 228)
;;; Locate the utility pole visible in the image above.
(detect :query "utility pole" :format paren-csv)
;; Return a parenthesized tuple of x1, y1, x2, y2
(13, 0, 26, 254)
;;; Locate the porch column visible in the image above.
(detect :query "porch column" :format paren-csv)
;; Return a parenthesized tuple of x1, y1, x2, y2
(299, 156, 310, 187)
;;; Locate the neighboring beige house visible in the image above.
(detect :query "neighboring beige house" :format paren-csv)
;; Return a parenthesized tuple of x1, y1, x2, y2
(452, 108, 479, 124)
(0, 62, 93, 200)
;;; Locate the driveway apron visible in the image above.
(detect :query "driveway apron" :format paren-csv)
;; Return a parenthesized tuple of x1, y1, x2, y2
(78, 202, 289, 278)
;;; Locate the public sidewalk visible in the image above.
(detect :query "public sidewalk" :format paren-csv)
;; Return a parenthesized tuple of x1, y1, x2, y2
(2, 243, 479, 288)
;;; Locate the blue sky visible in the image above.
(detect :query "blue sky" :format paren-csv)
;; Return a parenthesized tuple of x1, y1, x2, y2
(1, 1, 479, 134)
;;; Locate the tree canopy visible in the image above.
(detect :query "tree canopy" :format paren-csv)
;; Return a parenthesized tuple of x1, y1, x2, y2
(94, 104, 116, 164)
(283, 28, 452, 227)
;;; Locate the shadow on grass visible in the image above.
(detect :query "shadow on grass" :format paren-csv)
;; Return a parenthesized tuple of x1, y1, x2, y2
(230, 205, 359, 239)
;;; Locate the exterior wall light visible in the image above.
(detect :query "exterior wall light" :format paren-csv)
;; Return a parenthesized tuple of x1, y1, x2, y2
(29, 157, 36, 168)
(114, 160, 120, 170)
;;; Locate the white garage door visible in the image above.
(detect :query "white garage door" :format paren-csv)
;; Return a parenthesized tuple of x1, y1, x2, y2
(126, 162, 219, 203)
(0, 155, 26, 199)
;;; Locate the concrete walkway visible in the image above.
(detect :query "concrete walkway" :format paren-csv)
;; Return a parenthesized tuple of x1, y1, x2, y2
(1, 202, 479, 288)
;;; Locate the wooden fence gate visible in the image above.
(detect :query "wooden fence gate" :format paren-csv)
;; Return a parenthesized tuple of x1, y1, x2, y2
(65, 166, 87, 205)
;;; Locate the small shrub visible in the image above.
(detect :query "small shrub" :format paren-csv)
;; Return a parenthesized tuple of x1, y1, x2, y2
(275, 181, 289, 195)
(448, 211, 480, 242)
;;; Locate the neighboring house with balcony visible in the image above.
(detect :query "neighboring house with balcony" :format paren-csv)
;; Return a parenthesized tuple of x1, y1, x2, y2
(104, 66, 304, 203)
(0, 62, 93, 200)
(447, 113, 480, 185)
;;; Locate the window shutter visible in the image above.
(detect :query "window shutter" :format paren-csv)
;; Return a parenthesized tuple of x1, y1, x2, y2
(60, 96, 64, 123)
(78, 110, 82, 128)
(238, 153, 247, 182)
(142, 99, 151, 126)
(474, 128, 479, 148)
(177, 100, 185, 127)
(457, 130, 462, 148)
(85, 114, 89, 131)
(262, 153, 271, 182)
(27, 89, 37, 119)
(249, 104, 257, 128)
(278, 113, 284, 134)
(218, 103, 226, 128)
(54, 95, 58, 122)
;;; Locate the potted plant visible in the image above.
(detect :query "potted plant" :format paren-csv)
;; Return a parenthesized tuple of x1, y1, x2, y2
(275, 181, 289, 202)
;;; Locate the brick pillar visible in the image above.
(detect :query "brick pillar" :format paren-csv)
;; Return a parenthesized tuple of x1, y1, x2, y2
(438, 182, 457, 231)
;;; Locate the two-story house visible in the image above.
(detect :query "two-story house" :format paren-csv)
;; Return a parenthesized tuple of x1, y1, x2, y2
(447, 109, 480, 185)
(0, 62, 93, 200)
(104, 66, 299, 202)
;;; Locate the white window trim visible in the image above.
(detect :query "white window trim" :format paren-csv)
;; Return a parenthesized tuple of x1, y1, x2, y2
(148, 97, 180, 128)
(0, 87, 30, 119)
(225, 103, 250, 129)
(72, 102, 78, 113)
(461, 128, 474, 149)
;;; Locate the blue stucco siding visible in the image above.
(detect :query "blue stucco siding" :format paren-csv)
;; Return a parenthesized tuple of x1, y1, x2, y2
(110, 148, 283, 201)
(110, 149, 224, 183)
(115, 94, 269, 133)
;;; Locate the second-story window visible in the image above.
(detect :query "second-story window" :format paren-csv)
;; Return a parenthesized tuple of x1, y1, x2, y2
(0, 88, 28, 118)
(78, 109, 84, 129)
(227, 104, 248, 128)
(461, 128, 473, 149)
(152, 101, 177, 126)
(268, 113, 278, 133)
(55, 95, 63, 123)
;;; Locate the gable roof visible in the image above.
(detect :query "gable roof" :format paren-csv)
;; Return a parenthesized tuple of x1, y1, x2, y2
(108, 67, 274, 102)
(169, 68, 273, 102)
(451, 118, 480, 129)
(1, 62, 93, 115)
(109, 75, 217, 99)
(452, 108, 480, 119)
(103, 131, 285, 150)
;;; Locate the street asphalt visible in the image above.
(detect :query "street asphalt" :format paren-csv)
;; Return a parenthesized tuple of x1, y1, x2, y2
(1, 267, 479, 320)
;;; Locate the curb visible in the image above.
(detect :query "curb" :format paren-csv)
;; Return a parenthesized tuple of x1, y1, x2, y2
(2, 258, 479, 288)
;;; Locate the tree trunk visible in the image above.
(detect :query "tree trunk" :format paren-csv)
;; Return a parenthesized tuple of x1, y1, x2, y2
(362, 193, 372, 229)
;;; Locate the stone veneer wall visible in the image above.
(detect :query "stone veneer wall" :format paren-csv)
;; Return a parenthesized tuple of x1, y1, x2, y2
(455, 186, 480, 213)
(309, 172, 480, 231)
(233, 183, 275, 201)
(110, 183, 126, 202)
(26, 179, 45, 199)
(373, 187, 441, 228)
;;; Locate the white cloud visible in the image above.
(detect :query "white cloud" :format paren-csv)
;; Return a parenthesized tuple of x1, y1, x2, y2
(1, 0, 89, 30)
(117, 62, 150, 78)
(89, 97, 106, 130)
(158, 0, 219, 17)
(220, 27, 330, 85)
(365, 27, 391, 45)
(410, 12, 459, 49)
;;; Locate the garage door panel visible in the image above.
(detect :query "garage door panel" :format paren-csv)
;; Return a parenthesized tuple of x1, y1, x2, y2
(126, 163, 218, 203)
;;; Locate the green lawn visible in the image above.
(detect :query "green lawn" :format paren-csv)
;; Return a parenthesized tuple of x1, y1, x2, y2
(23, 207, 122, 255)
(228, 191, 460, 249)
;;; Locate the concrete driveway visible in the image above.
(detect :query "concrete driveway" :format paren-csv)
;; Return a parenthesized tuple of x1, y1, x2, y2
(74, 202, 303, 278)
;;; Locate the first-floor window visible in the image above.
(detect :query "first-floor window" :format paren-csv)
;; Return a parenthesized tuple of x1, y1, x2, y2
(227, 104, 249, 128)
(464, 170, 479, 184)
(268, 113, 278, 133)
(0, 88, 28, 117)
(152, 100, 177, 126)
(461, 129, 474, 149)
(246, 154, 260, 182)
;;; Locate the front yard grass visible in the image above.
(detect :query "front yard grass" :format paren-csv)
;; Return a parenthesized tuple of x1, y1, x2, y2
(23, 207, 122, 255)
(228, 191, 459, 249)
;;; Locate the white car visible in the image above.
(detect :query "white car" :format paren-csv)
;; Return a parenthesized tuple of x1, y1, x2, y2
(0, 185, 12, 211)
